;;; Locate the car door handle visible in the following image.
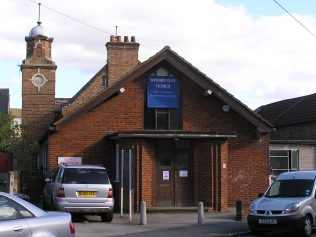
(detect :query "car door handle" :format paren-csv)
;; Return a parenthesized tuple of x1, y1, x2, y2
(13, 226, 23, 232)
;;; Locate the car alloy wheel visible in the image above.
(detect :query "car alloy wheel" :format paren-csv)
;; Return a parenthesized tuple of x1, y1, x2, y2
(303, 215, 312, 237)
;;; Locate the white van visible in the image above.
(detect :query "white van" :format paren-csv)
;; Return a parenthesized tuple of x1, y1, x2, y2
(248, 171, 316, 236)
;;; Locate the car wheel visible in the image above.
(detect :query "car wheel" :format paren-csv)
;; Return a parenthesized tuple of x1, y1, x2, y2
(301, 215, 312, 237)
(101, 211, 113, 222)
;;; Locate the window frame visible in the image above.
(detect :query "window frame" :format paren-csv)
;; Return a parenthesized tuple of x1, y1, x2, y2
(144, 68, 182, 130)
(269, 149, 299, 176)
(0, 196, 34, 221)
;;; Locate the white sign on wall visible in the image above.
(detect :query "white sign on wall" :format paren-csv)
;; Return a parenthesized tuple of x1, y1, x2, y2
(179, 170, 188, 177)
(163, 170, 169, 180)
(58, 157, 82, 165)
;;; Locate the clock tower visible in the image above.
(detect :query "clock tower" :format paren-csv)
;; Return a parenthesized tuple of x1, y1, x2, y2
(21, 21, 57, 142)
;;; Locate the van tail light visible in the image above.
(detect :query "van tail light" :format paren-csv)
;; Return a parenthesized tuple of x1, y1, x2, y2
(57, 188, 65, 197)
(69, 221, 75, 234)
(107, 188, 113, 198)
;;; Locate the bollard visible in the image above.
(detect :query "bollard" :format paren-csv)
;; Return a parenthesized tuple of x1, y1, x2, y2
(198, 202, 204, 224)
(140, 201, 147, 225)
(236, 200, 242, 221)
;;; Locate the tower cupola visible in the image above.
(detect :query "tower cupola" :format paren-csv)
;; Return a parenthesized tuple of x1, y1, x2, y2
(21, 3, 57, 142)
(29, 22, 49, 38)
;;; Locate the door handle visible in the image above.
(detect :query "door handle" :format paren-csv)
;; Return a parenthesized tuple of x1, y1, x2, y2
(13, 226, 23, 232)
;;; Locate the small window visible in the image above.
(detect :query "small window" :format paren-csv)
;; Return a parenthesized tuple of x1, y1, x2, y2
(0, 196, 33, 221)
(266, 179, 314, 198)
(157, 140, 172, 166)
(269, 149, 299, 176)
(62, 168, 110, 184)
(156, 109, 169, 130)
(144, 68, 181, 130)
(101, 75, 108, 87)
(35, 43, 43, 57)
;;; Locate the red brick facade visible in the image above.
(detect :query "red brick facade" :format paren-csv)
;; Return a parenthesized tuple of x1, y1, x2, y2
(22, 35, 56, 142)
(21, 33, 271, 211)
(46, 74, 270, 210)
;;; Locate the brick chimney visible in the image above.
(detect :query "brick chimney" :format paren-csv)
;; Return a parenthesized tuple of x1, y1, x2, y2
(106, 35, 139, 86)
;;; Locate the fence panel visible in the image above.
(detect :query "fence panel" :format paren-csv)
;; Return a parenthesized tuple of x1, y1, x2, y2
(0, 153, 13, 172)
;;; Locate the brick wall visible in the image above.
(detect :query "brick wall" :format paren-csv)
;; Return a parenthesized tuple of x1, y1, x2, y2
(193, 140, 212, 206)
(48, 77, 145, 171)
(22, 66, 56, 141)
(62, 67, 108, 116)
(22, 36, 56, 142)
(221, 140, 229, 210)
(47, 68, 269, 209)
(140, 140, 156, 207)
(106, 38, 139, 86)
(228, 132, 270, 206)
(182, 78, 269, 206)
(25, 37, 54, 65)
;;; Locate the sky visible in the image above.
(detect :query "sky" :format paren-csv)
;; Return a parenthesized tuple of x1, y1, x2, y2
(1, 0, 316, 110)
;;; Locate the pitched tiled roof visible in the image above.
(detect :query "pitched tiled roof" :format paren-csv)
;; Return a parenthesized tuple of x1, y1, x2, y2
(256, 93, 316, 127)
(54, 46, 272, 132)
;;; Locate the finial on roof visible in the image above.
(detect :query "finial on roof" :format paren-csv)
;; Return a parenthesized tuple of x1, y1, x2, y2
(37, 3, 42, 25)
(28, 2, 49, 37)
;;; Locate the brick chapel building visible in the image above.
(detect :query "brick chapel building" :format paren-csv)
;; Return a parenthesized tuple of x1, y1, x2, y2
(21, 21, 272, 211)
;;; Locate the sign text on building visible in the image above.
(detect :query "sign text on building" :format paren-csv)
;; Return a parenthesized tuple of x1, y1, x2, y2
(147, 76, 179, 108)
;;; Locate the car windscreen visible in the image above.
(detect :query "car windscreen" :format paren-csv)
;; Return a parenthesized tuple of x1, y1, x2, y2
(265, 179, 314, 198)
(62, 168, 110, 184)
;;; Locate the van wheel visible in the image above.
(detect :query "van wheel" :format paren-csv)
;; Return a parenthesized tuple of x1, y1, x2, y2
(101, 211, 113, 222)
(301, 215, 312, 237)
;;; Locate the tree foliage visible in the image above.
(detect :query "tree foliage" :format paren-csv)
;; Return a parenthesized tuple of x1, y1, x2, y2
(0, 113, 15, 152)
(0, 114, 28, 166)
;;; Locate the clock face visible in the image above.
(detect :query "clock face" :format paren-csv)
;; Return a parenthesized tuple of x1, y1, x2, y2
(33, 75, 44, 86)
(31, 74, 47, 90)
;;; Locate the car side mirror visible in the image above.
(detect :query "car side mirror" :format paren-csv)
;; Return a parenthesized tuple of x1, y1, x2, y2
(258, 193, 264, 198)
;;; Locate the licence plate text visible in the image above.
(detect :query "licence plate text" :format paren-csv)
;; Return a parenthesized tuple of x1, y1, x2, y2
(77, 191, 97, 197)
(259, 219, 277, 224)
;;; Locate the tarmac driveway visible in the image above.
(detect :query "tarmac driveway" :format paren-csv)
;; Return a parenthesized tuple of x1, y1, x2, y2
(75, 211, 250, 237)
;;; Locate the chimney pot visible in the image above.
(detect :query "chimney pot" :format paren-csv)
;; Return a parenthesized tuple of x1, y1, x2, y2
(124, 36, 129, 42)
(110, 35, 115, 42)
(117, 36, 122, 42)
(131, 36, 136, 43)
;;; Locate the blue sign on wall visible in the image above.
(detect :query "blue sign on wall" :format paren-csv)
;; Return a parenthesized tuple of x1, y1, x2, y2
(147, 76, 179, 108)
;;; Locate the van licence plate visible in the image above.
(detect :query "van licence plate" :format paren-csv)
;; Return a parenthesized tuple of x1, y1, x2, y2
(259, 219, 277, 224)
(77, 191, 97, 197)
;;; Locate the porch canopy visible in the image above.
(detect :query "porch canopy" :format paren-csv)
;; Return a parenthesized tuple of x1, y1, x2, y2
(105, 130, 237, 140)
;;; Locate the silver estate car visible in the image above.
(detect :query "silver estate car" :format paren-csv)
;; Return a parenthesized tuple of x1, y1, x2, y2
(0, 191, 75, 237)
(44, 164, 114, 222)
(248, 170, 316, 236)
